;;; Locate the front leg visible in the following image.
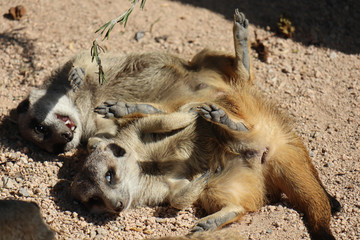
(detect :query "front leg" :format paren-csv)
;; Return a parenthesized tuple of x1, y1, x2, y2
(68, 67, 85, 92)
(197, 103, 248, 131)
(96, 101, 197, 133)
(95, 101, 163, 119)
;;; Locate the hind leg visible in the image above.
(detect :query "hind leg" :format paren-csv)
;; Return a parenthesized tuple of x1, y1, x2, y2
(233, 9, 251, 82)
(193, 162, 264, 232)
(192, 205, 246, 232)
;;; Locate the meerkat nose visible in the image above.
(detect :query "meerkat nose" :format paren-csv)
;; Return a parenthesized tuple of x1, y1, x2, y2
(62, 131, 73, 142)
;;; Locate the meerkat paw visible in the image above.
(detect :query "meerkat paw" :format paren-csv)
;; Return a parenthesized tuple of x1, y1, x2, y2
(95, 101, 163, 119)
(233, 9, 250, 74)
(233, 9, 249, 42)
(68, 67, 85, 92)
(197, 104, 248, 131)
(191, 211, 239, 232)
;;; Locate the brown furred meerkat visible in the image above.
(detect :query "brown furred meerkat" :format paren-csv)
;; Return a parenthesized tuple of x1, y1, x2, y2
(0, 199, 55, 240)
(71, 102, 265, 233)
(16, 9, 251, 153)
(72, 93, 340, 240)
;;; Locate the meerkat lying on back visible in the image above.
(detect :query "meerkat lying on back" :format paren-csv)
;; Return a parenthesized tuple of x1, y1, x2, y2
(16, 9, 251, 153)
(70, 11, 341, 235)
(71, 102, 265, 230)
(72, 92, 340, 240)
(0, 199, 55, 240)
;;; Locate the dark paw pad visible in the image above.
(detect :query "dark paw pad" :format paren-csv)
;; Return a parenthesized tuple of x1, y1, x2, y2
(191, 221, 214, 232)
(233, 9, 249, 41)
(192, 211, 238, 233)
(197, 104, 248, 131)
(69, 67, 85, 92)
(234, 9, 248, 29)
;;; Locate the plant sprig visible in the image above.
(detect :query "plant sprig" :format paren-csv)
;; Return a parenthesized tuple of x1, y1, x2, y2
(91, 0, 146, 84)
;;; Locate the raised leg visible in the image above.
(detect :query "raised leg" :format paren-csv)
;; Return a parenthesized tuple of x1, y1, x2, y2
(233, 9, 251, 82)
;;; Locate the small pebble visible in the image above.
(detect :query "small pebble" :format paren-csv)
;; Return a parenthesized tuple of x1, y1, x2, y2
(18, 187, 31, 197)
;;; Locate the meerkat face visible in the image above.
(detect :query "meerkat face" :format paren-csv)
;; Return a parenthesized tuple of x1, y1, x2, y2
(71, 139, 140, 214)
(16, 89, 82, 153)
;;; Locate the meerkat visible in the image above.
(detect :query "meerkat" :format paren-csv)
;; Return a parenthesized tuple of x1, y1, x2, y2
(72, 93, 340, 240)
(16, 9, 251, 153)
(0, 199, 55, 240)
(71, 102, 265, 231)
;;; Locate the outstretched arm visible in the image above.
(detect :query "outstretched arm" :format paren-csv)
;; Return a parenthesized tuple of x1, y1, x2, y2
(95, 101, 196, 133)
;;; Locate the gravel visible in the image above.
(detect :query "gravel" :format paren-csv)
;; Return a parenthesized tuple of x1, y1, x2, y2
(0, 0, 359, 239)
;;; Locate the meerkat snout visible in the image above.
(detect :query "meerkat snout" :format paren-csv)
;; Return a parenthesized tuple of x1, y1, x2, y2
(61, 131, 73, 142)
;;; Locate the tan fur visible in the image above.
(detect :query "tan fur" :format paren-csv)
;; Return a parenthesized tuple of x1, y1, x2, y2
(15, 9, 338, 239)
(0, 200, 55, 240)
(70, 10, 338, 240)
(72, 81, 339, 239)
(16, 10, 251, 153)
(71, 103, 264, 235)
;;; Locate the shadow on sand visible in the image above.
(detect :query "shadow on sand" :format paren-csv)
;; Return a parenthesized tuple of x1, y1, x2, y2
(173, 0, 360, 54)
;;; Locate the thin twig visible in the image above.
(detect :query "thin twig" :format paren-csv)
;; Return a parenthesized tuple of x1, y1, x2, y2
(91, 0, 146, 84)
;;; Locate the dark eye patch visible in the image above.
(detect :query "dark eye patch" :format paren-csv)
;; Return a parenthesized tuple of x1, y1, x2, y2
(34, 124, 46, 134)
(29, 119, 50, 138)
(108, 143, 126, 157)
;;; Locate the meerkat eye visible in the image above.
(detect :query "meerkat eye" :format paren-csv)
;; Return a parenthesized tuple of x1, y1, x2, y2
(34, 124, 46, 134)
(30, 119, 48, 135)
(105, 168, 115, 184)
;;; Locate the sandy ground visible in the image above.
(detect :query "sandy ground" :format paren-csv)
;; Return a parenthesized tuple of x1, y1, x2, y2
(0, 0, 359, 239)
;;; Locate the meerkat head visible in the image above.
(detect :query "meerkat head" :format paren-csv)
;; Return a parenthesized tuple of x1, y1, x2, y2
(16, 89, 82, 153)
(71, 138, 141, 214)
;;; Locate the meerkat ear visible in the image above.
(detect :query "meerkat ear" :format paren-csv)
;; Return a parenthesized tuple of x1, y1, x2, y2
(28, 89, 47, 104)
(108, 143, 126, 157)
(16, 98, 30, 114)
